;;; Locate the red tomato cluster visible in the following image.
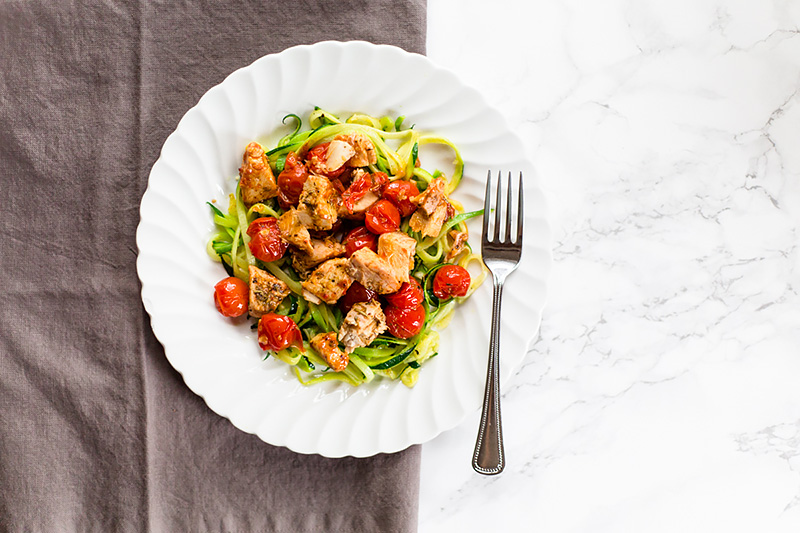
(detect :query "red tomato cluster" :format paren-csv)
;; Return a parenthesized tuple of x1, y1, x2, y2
(383, 278, 425, 339)
(247, 217, 288, 263)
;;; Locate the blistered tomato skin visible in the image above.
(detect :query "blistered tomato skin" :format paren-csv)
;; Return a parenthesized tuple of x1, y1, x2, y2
(384, 278, 424, 309)
(385, 304, 425, 339)
(277, 151, 308, 206)
(257, 313, 305, 352)
(365, 199, 401, 234)
(213, 277, 249, 317)
(343, 226, 378, 257)
(382, 180, 419, 217)
(432, 265, 471, 299)
(247, 217, 288, 262)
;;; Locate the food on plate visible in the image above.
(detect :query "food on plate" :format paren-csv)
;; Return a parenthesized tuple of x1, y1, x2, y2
(206, 109, 487, 387)
(248, 266, 291, 318)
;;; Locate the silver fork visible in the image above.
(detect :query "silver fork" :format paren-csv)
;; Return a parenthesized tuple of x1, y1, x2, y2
(472, 170, 524, 475)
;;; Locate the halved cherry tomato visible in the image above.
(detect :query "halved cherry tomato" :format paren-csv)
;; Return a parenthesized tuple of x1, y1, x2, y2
(213, 277, 248, 317)
(247, 217, 288, 262)
(257, 313, 305, 352)
(277, 151, 308, 207)
(385, 304, 425, 339)
(343, 226, 378, 257)
(384, 278, 423, 309)
(338, 281, 378, 314)
(382, 180, 419, 217)
(305, 142, 348, 179)
(365, 199, 401, 234)
(432, 265, 471, 299)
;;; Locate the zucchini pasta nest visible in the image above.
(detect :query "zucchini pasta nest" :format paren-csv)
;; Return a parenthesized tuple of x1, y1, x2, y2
(207, 108, 486, 388)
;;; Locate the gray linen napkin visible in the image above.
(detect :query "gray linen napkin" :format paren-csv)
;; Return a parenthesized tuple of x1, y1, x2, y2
(0, 1, 426, 531)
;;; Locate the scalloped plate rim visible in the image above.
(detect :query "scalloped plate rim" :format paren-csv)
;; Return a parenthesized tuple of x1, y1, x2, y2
(136, 40, 551, 458)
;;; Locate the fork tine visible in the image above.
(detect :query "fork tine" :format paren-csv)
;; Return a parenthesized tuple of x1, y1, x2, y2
(517, 172, 524, 243)
(505, 171, 513, 243)
(494, 169, 503, 241)
(483, 170, 492, 243)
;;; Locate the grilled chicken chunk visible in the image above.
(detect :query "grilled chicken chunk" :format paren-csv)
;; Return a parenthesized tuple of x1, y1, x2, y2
(277, 208, 313, 253)
(300, 258, 353, 304)
(378, 232, 416, 282)
(409, 177, 452, 238)
(346, 232, 416, 294)
(347, 248, 401, 294)
(338, 300, 387, 354)
(298, 174, 339, 231)
(335, 132, 377, 167)
(248, 266, 291, 318)
(290, 237, 346, 278)
(310, 332, 349, 372)
(444, 229, 468, 262)
(239, 142, 278, 207)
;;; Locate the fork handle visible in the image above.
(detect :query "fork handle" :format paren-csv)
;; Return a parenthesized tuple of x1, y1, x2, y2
(472, 275, 505, 475)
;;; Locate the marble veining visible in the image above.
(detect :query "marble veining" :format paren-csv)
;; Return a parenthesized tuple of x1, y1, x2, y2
(422, 0, 800, 531)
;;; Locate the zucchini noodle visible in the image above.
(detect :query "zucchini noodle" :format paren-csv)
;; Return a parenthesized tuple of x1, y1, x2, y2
(206, 108, 487, 388)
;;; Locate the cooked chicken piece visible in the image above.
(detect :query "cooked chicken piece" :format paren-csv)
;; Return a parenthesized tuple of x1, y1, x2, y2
(409, 202, 450, 238)
(248, 266, 291, 318)
(444, 229, 468, 262)
(346, 232, 416, 294)
(290, 237, 346, 278)
(310, 332, 349, 372)
(239, 142, 278, 207)
(298, 174, 339, 231)
(300, 258, 353, 304)
(413, 176, 447, 215)
(277, 208, 313, 253)
(335, 132, 377, 167)
(347, 248, 402, 294)
(338, 300, 387, 354)
(378, 232, 416, 284)
(409, 178, 453, 238)
(322, 139, 356, 173)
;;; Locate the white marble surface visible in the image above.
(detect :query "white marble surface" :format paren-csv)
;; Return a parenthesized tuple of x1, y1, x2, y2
(421, 0, 800, 531)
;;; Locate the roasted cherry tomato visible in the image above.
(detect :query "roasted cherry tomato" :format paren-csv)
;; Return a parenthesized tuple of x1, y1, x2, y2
(247, 217, 288, 262)
(338, 281, 378, 314)
(365, 199, 401, 234)
(277, 151, 308, 206)
(213, 277, 248, 318)
(382, 180, 419, 217)
(305, 142, 348, 179)
(385, 304, 425, 339)
(257, 313, 305, 352)
(432, 265, 471, 299)
(343, 226, 378, 257)
(384, 278, 423, 309)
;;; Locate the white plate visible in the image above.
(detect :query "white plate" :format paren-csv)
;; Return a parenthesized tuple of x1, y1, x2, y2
(136, 41, 551, 458)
